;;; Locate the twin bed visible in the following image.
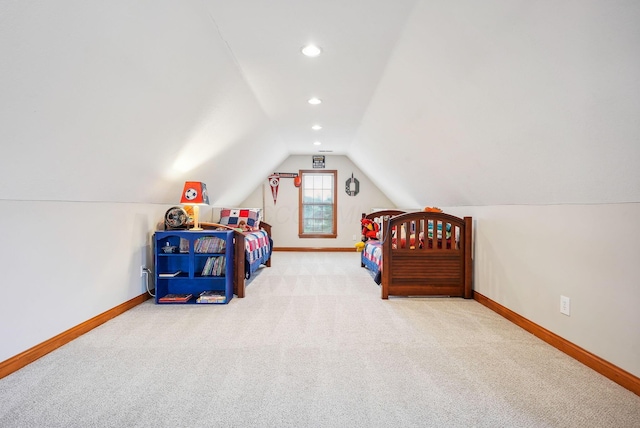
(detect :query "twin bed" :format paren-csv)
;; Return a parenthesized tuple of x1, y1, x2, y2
(190, 208, 272, 298)
(229, 223, 272, 298)
(361, 210, 473, 299)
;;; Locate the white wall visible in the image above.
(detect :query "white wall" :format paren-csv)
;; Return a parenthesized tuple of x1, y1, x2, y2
(215, 155, 395, 248)
(0, 0, 286, 206)
(0, 0, 256, 364)
(351, 0, 640, 209)
(0, 200, 175, 363)
(0, 0, 280, 364)
(446, 203, 640, 378)
(346, 0, 640, 380)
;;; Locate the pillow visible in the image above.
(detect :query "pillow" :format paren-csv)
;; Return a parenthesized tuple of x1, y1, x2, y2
(219, 208, 262, 230)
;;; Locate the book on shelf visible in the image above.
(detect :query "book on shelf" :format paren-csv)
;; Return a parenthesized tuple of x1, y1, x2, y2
(158, 270, 182, 278)
(201, 256, 225, 276)
(158, 293, 192, 303)
(196, 290, 227, 304)
(179, 238, 189, 253)
(194, 236, 226, 253)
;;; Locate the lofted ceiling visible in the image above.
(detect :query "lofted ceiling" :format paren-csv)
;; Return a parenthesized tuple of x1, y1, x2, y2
(201, 0, 640, 207)
(203, 0, 418, 156)
(1, 1, 638, 208)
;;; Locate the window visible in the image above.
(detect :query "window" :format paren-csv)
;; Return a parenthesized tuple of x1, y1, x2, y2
(298, 170, 337, 238)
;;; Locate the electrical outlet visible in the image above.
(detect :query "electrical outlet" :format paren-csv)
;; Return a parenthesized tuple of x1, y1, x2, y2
(560, 295, 570, 316)
(140, 266, 147, 277)
(352, 234, 356, 241)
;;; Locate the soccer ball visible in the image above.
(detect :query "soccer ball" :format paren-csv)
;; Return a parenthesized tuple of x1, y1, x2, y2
(184, 188, 198, 200)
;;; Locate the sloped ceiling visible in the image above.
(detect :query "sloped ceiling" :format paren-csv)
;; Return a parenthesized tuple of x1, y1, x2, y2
(352, 1, 640, 207)
(1, 1, 638, 207)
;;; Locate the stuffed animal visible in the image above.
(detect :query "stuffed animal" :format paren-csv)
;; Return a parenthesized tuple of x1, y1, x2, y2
(361, 218, 380, 241)
(236, 220, 252, 232)
(424, 206, 443, 213)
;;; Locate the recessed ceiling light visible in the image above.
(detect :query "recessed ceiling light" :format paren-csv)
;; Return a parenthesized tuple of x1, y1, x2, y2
(301, 44, 322, 57)
(308, 97, 322, 105)
(311, 124, 322, 131)
(313, 141, 322, 146)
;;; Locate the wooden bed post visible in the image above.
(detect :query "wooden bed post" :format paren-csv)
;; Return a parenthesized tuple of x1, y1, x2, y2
(381, 216, 391, 299)
(233, 231, 245, 298)
(260, 222, 272, 267)
(463, 216, 473, 299)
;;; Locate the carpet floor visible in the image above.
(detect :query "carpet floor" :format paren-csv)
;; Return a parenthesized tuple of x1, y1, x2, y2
(0, 252, 638, 427)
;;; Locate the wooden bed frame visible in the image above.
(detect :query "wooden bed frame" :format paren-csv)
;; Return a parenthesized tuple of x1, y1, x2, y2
(362, 211, 472, 299)
(200, 221, 272, 298)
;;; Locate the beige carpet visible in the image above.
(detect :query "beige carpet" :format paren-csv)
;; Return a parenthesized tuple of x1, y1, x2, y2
(0, 252, 638, 427)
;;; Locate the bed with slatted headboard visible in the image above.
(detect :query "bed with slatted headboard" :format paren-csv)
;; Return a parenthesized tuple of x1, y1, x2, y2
(361, 210, 473, 299)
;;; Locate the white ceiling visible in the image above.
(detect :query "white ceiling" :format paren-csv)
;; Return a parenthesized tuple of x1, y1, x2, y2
(1, 1, 638, 208)
(205, 0, 640, 207)
(204, 0, 418, 155)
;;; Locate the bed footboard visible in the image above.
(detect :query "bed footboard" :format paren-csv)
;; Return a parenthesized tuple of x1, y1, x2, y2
(381, 212, 472, 299)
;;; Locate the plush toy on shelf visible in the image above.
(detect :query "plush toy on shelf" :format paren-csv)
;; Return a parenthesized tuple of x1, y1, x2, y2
(361, 218, 380, 241)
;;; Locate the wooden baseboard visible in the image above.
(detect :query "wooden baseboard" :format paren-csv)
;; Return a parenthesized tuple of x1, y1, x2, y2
(473, 291, 640, 396)
(274, 247, 356, 252)
(0, 293, 152, 380)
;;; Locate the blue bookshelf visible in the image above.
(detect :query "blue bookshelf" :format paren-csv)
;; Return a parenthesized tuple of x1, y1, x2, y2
(154, 230, 234, 304)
